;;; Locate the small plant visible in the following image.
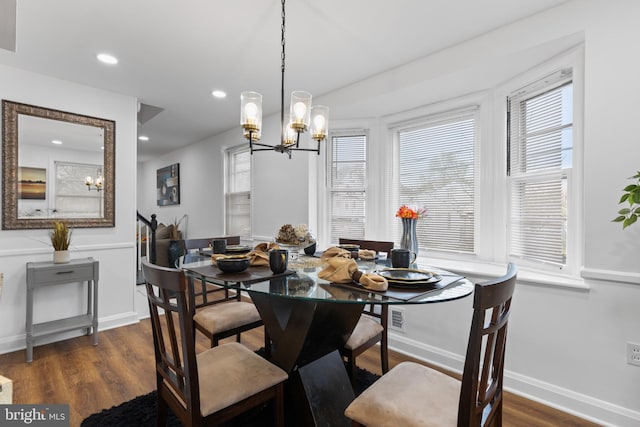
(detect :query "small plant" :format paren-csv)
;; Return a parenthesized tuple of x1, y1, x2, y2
(613, 171, 640, 229)
(50, 221, 72, 250)
(170, 214, 187, 240)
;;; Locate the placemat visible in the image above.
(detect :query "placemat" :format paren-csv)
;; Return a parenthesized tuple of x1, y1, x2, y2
(332, 274, 465, 302)
(184, 264, 294, 285)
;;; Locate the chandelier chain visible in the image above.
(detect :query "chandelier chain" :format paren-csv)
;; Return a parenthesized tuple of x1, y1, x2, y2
(280, 0, 286, 142)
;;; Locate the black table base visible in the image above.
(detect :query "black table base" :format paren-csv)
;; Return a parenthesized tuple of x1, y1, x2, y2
(249, 292, 362, 426)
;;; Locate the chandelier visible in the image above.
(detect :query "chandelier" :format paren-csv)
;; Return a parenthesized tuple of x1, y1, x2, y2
(240, 0, 329, 158)
(85, 175, 103, 192)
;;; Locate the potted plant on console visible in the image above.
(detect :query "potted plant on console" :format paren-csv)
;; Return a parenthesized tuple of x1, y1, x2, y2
(50, 221, 72, 263)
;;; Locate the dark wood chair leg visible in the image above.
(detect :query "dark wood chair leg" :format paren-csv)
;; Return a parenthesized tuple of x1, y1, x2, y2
(274, 383, 285, 427)
(264, 329, 271, 359)
(345, 353, 356, 385)
(157, 390, 168, 426)
(380, 338, 389, 374)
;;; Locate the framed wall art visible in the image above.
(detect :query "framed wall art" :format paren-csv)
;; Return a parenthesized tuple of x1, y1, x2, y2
(157, 163, 180, 206)
(18, 166, 46, 200)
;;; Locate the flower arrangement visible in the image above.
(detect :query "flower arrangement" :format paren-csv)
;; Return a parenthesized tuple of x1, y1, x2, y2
(395, 205, 426, 220)
(50, 221, 72, 251)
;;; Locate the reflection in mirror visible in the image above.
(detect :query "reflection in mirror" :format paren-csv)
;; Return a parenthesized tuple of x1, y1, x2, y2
(2, 100, 115, 229)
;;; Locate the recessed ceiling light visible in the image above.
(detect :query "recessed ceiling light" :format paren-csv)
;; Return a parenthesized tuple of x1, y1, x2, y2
(51, 140, 63, 145)
(138, 135, 149, 141)
(97, 53, 118, 65)
(211, 90, 227, 99)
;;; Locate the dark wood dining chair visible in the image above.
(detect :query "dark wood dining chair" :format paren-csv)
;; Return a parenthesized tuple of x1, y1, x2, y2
(338, 238, 394, 258)
(345, 263, 517, 427)
(338, 238, 394, 384)
(184, 235, 241, 254)
(183, 236, 270, 356)
(141, 260, 288, 427)
(184, 235, 241, 304)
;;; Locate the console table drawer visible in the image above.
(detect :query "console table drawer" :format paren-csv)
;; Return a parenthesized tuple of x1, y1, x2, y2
(28, 261, 97, 287)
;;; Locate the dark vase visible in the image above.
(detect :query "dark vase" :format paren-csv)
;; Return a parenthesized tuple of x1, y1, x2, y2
(168, 240, 184, 268)
(400, 218, 419, 257)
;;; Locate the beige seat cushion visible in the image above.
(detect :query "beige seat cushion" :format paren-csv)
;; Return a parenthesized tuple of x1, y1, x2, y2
(344, 315, 384, 350)
(197, 342, 288, 416)
(193, 301, 261, 334)
(345, 361, 461, 427)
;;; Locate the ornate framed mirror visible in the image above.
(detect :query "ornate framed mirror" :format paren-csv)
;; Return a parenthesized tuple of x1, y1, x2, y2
(2, 100, 115, 229)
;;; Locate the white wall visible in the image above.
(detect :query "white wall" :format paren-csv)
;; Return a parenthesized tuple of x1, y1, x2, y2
(137, 114, 311, 239)
(0, 64, 139, 354)
(136, 1, 640, 424)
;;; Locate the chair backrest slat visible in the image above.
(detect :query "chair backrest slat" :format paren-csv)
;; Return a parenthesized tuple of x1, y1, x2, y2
(458, 263, 517, 427)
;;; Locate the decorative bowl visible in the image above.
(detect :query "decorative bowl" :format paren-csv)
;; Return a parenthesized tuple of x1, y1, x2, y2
(216, 255, 250, 273)
(303, 242, 317, 255)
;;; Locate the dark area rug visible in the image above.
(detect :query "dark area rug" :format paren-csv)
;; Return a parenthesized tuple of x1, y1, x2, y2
(81, 366, 379, 426)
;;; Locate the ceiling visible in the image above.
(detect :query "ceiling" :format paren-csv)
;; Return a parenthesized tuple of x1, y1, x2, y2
(0, 0, 569, 162)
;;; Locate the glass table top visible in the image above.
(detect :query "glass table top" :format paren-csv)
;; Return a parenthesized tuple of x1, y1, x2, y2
(180, 253, 473, 305)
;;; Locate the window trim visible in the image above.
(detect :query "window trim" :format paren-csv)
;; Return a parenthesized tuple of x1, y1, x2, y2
(317, 128, 369, 246)
(224, 144, 252, 237)
(390, 106, 480, 255)
(496, 45, 584, 278)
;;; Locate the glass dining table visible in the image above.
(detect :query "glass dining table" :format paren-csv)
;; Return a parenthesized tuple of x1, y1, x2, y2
(180, 252, 473, 426)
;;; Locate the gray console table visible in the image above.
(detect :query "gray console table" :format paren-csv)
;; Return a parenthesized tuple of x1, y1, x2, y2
(25, 257, 99, 362)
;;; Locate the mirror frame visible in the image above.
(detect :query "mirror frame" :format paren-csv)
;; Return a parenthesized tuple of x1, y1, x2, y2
(2, 100, 115, 229)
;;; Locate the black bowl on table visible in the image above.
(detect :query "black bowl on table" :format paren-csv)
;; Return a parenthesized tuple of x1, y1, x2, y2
(304, 242, 317, 256)
(216, 255, 250, 273)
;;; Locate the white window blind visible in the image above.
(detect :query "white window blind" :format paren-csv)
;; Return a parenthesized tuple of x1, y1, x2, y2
(55, 161, 103, 218)
(397, 111, 476, 253)
(225, 147, 251, 236)
(508, 70, 573, 267)
(328, 132, 366, 244)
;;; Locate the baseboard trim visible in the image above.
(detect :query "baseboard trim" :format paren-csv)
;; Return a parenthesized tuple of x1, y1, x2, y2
(0, 312, 140, 356)
(388, 333, 637, 427)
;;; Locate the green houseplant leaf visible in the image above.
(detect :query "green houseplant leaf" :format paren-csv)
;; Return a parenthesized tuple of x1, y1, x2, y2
(613, 171, 640, 229)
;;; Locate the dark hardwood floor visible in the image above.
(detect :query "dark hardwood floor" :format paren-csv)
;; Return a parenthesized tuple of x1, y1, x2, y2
(0, 318, 601, 427)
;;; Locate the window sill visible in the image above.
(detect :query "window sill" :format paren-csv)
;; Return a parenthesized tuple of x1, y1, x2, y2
(419, 256, 589, 291)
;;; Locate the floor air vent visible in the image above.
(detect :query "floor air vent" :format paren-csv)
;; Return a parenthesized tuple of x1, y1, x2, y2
(389, 307, 405, 332)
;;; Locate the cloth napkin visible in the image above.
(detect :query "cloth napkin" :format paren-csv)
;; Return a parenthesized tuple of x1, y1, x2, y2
(244, 242, 283, 266)
(254, 242, 281, 253)
(318, 257, 388, 291)
(358, 249, 376, 260)
(321, 246, 351, 260)
(210, 253, 226, 264)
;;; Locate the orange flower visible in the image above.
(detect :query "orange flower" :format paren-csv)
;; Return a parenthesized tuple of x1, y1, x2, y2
(395, 205, 426, 219)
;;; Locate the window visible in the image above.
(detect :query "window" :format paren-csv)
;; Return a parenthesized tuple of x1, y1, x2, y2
(225, 146, 251, 236)
(507, 69, 573, 268)
(55, 161, 103, 218)
(327, 131, 367, 244)
(395, 109, 477, 253)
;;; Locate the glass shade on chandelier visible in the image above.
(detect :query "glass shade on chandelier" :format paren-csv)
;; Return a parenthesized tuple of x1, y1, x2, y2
(311, 105, 329, 141)
(240, 91, 262, 142)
